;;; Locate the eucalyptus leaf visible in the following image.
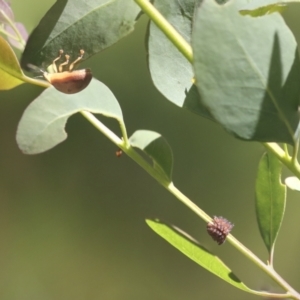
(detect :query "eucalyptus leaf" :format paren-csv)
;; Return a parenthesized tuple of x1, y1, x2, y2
(255, 152, 286, 257)
(239, 0, 299, 17)
(148, 0, 201, 107)
(146, 219, 257, 294)
(129, 130, 173, 182)
(192, 0, 300, 144)
(16, 78, 123, 154)
(21, 0, 140, 69)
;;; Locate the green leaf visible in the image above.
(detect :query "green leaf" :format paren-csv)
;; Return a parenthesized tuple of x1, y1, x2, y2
(0, 35, 25, 90)
(183, 84, 216, 121)
(21, 0, 140, 69)
(148, 0, 201, 107)
(146, 219, 257, 294)
(239, 0, 300, 17)
(148, 0, 214, 120)
(255, 152, 286, 257)
(129, 130, 173, 182)
(192, 0, 300, 145)
(16, 78, 123, 154)
(285, 176, 300, 191)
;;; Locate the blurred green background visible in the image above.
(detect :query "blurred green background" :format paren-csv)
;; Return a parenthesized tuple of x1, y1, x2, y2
(1, 1, 300, 299)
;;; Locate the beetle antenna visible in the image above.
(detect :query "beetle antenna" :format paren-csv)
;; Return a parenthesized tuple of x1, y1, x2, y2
(69, 49, 85, 71)
(27, 63, 45, 74)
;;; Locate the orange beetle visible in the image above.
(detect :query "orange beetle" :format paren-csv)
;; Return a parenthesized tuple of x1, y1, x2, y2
(29, 49, 92, 94)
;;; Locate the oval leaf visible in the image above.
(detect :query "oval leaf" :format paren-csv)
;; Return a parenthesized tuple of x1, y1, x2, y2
(255, 152, 286, 259)
(21, 0, 141, 69)
(285, 176, 300, 191)
(148, 0, 199, 106)
(148, 0, 214, 121)
(0, 35, 25, 89)
(146, 219, 257, 294)
(129, 130, 173, 182)
(192, 0, 300, 144)
(16, 78, 123, 154)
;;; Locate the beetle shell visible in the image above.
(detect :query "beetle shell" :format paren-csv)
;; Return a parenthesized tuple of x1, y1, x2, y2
(43, 68, 92, 94)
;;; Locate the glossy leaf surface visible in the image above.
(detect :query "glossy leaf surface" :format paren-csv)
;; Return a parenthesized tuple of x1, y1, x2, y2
(16, 79, 123, 154)
(146, 219, 256, 294)
(129, 130, 173, 182)
(21, 0, 140, 69)
(255, 152, 286, 256)
(192, 0, 300, 144)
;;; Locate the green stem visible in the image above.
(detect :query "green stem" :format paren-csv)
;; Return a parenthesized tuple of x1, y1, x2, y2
(80, 111, 170, 186)
(22, 76, 50, 88)
(0, 27, 19, 40)
(292, 139, 299, 164)
(134, 0, 193, 64)
(81, 110, 300, 298)
(283, 143, 289, 157)
(167, 184, 298, 298)
(263, 142, 300, 178)
(119, 120, 130, 148)
(134, 0, 300, 180)
(0, 9, 26, 49)
(86, 2, 299, 296)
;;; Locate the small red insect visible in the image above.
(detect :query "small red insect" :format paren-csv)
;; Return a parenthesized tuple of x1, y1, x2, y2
(29, 49, 92, 94)
(115, 149, 123, 157)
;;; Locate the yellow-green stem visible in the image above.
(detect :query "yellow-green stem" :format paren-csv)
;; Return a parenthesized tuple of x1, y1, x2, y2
(81, 110, 300, 298)
(134, 0, 193, 64)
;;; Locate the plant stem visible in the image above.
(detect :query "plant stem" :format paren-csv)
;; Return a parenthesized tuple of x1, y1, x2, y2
(167, 184, 299, 298)
(80, 111, 170, 186)
(263, 142, 300, 178)
(87, 2, 300, 296)
(81, 110, 300, 298)
(134, 0, 300, 180)
(118, 120, 130, 148)
(0, 9, 25, 48)
(22, 76, 50, 88)
(134, 0, 193, 64)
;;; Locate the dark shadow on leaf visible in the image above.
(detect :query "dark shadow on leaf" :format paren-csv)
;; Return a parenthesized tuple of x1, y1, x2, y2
(142, 136, 173, 180)
(183, 84, 216, 122)
(228, 271, 242, 283)
(21, 0, 68, 70)
(253, 33, 300, 145)
(147, 218, 245, 286)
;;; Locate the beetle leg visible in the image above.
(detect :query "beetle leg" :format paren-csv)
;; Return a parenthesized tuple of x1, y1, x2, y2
(58, 54, 70, 72)
(69, 49, 85, 71)
(52, 49, 63, 73)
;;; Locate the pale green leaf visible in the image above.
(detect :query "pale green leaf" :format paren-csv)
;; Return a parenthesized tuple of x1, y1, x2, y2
(21, 0, 140, 69)
(192, 0, 300, 144)
(16, 78, 123, 154)
(129, 130, 173, 182)
(255, 152, 286, 256)
(146, 219, 257, 294)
